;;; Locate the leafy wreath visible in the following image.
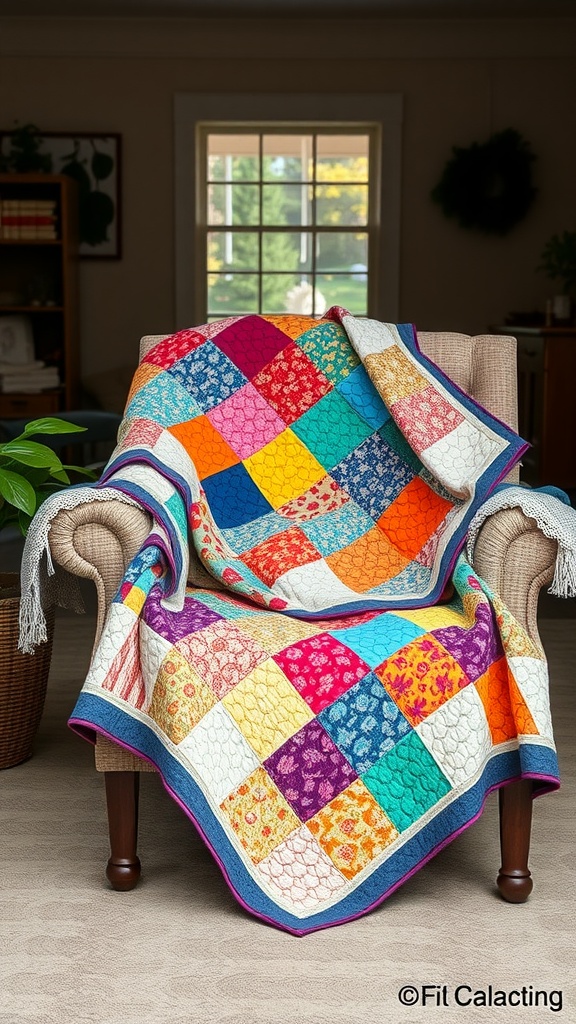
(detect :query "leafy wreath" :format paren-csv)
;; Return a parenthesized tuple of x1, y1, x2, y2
(431, 128, 537, 236)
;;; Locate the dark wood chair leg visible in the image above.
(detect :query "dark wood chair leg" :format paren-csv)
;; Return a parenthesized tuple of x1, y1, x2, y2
(104, 771, 142, 891)
(497, 779, 534, 903)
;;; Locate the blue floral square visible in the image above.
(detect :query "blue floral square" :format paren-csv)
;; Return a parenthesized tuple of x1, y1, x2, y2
(319, 672, 411, 775)
(168, 342, 247, 412)
(331, 433, 414, 520)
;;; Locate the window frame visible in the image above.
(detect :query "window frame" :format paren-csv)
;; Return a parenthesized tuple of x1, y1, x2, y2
(174, 93, 403, 327)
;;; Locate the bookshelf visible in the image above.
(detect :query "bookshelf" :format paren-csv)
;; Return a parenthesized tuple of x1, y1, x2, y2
(0, 173, 79, 418)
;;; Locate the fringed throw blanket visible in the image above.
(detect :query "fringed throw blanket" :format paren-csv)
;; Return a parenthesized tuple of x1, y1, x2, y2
(63, 309, 558, 933)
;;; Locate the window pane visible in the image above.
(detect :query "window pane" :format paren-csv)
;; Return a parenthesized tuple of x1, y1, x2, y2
(262, 184, 311, 227)
(262, 231, 312, 272)
(208, 231, 259, 272)
(315, 232, 368, 273)
(315, 273, 367, 315)
(207, 135, 259, 181)
(207, 273, 259, 315)
(262, 135, 313, 181)
(262, 274, 327, 315)
(316, 135, 369, 181)
(208, 184, 260, 226)
(315, 184, 368, 227)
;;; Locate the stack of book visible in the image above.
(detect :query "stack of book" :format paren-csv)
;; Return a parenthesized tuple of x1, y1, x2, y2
(0, 199, 58, 240)
(0, 360, 60, 393)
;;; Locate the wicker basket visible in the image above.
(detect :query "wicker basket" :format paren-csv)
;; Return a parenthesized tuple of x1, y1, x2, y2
(0, 572, 55, 770)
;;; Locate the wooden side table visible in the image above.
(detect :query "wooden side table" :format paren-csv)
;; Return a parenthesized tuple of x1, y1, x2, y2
(493, 326, 576, 488)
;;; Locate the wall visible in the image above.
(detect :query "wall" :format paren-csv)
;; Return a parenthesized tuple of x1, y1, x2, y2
(0, 14, 575, 381)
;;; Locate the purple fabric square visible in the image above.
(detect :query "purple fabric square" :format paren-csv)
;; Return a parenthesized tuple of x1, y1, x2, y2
(432, 603, 504, 683)
(142, 588, 222, 642)
(264, 720, 357, 821)
(213, 315, 291, 378)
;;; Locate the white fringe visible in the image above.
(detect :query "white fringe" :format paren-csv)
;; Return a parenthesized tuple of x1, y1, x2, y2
(466, 487, 576, 600)
(18, 486, 142, 654)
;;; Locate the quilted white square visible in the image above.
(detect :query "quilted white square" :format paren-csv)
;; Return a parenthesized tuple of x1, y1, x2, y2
(153, 429, 198, 495)
(342, 315, 400, 358)
(139, 622, 173, 707)
(422, 419, 504, 498)
(108, 463, 176, 503)
(415, 685, 492, 789)
(274, 559, 360, 611)
(508, 656, 554, 740)
(256, 824, 347, 909)
(177, 702, 260, 804)
(85, 602, 137, 689)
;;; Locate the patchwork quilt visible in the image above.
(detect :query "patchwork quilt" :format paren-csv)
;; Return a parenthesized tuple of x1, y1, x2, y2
(68, 308, 559, 933)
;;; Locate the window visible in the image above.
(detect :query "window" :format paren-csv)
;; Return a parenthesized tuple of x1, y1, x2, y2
(174, 94, 403, 327)
(200, 129, 374, 320)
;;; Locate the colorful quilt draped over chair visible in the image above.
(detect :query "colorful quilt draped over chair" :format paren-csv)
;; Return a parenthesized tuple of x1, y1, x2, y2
(68, 308, 559, 934)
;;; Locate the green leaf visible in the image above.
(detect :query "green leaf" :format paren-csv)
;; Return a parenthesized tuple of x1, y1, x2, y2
(0, 439, 62, 469)
(22, 417, 87, 437)
(49, 467, 71, 484)
(61, 464, 98, 480)
(0, 468, 36, 515)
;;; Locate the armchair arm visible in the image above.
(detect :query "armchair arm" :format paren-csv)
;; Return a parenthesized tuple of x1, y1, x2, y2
(48, 499, 151, 649)
(472, 507, 557, 646)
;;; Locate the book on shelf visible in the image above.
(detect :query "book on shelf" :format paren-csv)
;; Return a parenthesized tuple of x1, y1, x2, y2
(0, 197, 58, 240)
(0, 364, 60, 393)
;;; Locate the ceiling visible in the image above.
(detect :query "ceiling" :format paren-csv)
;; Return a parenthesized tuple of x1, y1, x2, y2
(0, 0, 574, 16)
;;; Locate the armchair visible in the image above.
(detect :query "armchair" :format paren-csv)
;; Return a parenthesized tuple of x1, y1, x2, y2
(48, 331, 558, 903)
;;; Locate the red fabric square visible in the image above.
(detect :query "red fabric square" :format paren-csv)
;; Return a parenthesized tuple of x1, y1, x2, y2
(144, 329, 208, 369)
(252, 341, 332, 425)
(274, 634, 370, 714)
(241, 527, 322, 588)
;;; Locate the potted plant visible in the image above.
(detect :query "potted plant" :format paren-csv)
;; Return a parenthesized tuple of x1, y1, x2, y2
(538, 230, 576, 323)
(0, 416, 94, 769)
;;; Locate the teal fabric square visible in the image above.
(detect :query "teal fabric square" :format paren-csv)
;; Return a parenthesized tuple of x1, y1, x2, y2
(362, 731, 452, 831)
(300, 500, 374, 556)
(378, 418, 423, 476)
(328, 613, 427, 669)
(165, 492, 188, 537)
(291, 389, 373, 472)
(337, 364, 391, 430)
(124, 373, 201, 428)
(296, 321, 360, 383)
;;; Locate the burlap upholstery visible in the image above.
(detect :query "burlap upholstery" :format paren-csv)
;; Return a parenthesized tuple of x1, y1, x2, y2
(47, 331, 555, 773)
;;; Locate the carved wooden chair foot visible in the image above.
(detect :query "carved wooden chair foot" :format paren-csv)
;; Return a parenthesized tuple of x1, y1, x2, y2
(104, 771, 141, 891)
(497, 779, 534, 903)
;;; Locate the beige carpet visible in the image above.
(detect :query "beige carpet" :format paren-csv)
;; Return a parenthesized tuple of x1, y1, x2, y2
(1, 612, 574, 1024)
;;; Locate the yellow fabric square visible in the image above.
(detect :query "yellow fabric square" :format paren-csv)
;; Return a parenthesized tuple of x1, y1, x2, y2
(364, 347, 428, 406)
(393, 604, 468, 630)
(148, 648, 217, 744)
(220, 766, 301, 863)
(222, 658, 314, 759)
(233, 614, 320, 654)
(243, 428, 324, 508)
(123, 586, 146, 615)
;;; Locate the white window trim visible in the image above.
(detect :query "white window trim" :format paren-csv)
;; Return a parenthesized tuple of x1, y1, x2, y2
(174, 93, 403, 328)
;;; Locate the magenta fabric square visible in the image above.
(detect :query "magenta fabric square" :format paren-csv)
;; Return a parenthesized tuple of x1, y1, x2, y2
(212, 315, 291, 378)
(392, 384, 465, 454)
(206, 382, 286, 458)
(274, 633, 370, 714)
(264, 720, 357, 821)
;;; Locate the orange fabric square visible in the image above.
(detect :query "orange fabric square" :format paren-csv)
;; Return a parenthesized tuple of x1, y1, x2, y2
(261, 314, 316, 340)
(326, 526, 410, 592)
(307, 779, 398, 880)
(475, 657, 517, 744)
(375, 633, 470, 725)
(378, 476, 454, 560)
(168, 415, 239, 479)
(125, 362, 162, 410)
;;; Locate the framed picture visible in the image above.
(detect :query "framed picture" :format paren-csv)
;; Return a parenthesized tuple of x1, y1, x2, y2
(0, 131, 122, 258)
